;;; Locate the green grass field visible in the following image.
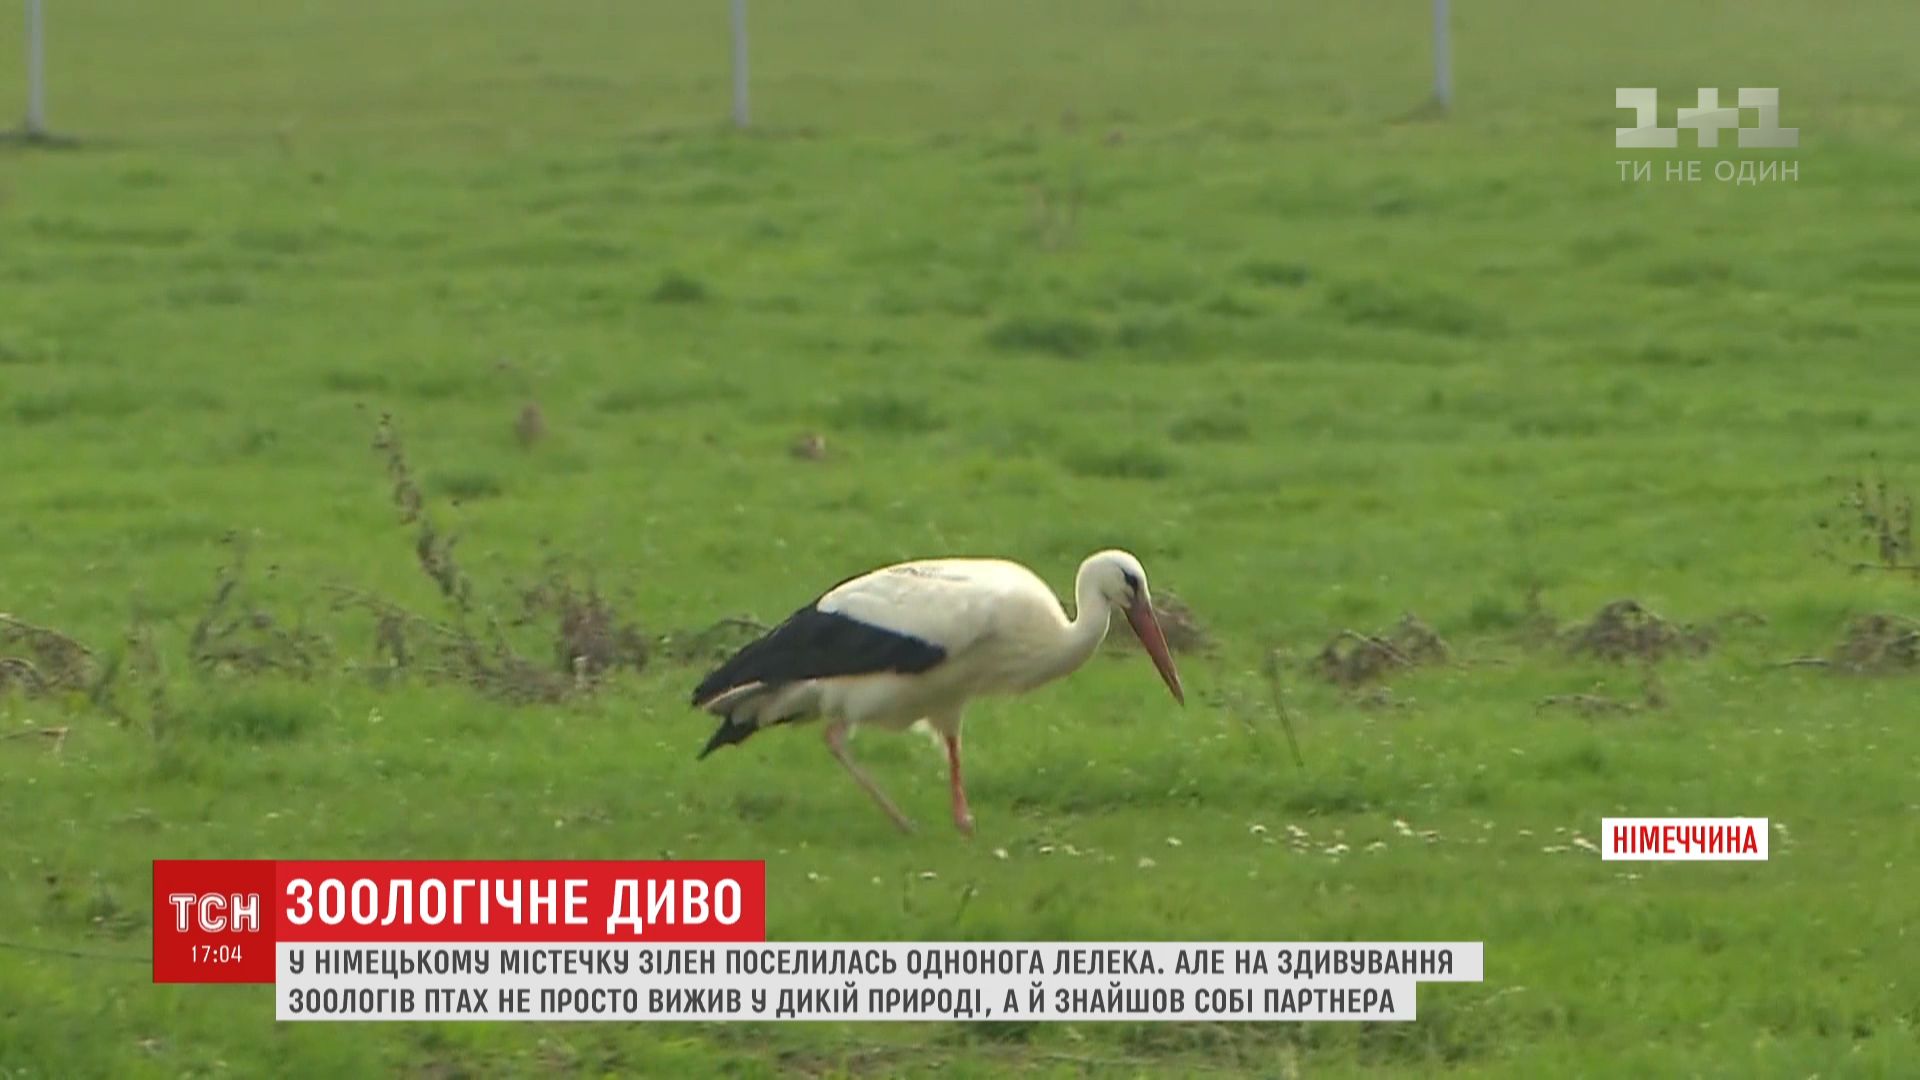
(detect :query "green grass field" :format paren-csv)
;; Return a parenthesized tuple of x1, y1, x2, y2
(5, 1, 1920, 1075)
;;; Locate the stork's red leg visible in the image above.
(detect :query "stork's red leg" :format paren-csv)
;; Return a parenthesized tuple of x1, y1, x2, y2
(945, 734, 974, 837)
(824, 721, 916, 834)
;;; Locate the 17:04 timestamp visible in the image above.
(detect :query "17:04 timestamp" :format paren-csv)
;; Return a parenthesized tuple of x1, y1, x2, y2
(190, 944, 245, 964)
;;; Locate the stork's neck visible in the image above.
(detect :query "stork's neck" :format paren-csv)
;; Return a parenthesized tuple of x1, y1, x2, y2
(1027, 570, 1114, 688)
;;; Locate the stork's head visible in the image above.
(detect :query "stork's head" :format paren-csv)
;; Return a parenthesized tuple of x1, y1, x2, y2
(1082, 549, 1185, 706)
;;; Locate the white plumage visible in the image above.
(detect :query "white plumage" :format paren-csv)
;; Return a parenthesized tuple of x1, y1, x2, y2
(691, 549, 1186, 836)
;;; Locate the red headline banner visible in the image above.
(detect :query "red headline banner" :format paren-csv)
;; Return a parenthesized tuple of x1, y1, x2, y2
(152, 859, 767, 984)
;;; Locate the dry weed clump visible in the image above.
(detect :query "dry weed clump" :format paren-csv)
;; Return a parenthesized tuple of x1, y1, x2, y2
(1514, 583, 1563, 647)
(187, 533, 329, 678)
(1029, 172, 1084, 251)
(374, 413, 473, 612)
(0, 613, 95, 695)
(1815, 463, 1917, 578)
(325, 586, 569, 704)
(1826, 613, 1920, 675)
(1563, 599, 1715, 664)
(790, 432, 828, 461)
(1310, 613, 1450, 688)
(334, 413, 650, 705)
(514, 560, 650, 680)
(1538, 669, 1668, 717)
(655, 616, 770, 666)
(514, 401, 546, 449)
(0, 601, 178, 746)
(1202, 650, 1307, 767)
(1776, 464, 1920, 677)
(0, 610, 108, 750)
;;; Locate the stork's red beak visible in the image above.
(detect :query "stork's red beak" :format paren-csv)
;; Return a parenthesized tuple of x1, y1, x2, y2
(1126, 596, 1185, 705)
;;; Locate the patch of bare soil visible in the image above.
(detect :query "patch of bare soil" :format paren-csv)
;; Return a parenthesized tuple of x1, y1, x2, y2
(1563, 599, 1715, 664)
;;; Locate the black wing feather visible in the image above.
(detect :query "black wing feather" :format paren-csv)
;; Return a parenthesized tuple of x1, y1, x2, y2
(689, 601, 948, 707)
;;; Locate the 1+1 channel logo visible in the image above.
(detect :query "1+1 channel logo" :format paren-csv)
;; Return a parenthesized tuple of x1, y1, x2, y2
(1614, 87, 1799, 185)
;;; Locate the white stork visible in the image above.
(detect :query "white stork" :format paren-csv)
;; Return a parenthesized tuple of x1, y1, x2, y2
(690, 549, 1185, 836)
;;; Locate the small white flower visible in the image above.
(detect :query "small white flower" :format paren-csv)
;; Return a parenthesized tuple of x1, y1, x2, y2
(992, 847, 1009, 860)
(1166, 837, 1183, 848)
(1137, 856, 1157, 869)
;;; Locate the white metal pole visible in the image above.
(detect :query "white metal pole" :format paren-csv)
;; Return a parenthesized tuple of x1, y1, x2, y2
(730, 0, 749, 129)
(25, 0, 47, 135)
(1432, 0, 1452, 111)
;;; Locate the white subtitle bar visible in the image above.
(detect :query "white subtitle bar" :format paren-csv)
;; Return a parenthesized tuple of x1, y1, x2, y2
(276, 941, 1484, 1022)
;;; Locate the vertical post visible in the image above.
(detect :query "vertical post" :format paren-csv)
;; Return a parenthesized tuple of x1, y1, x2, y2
(1431, 0, 1452, 111)
(25, 0, 47, 135)
(730, 0, 749, 129)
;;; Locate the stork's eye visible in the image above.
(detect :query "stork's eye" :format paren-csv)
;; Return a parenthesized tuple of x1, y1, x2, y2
(1120, 570, 1141, 592)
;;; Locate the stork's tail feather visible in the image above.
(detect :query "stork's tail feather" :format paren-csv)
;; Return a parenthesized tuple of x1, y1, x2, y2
(693, 681, 799, 759)
(698, 714, 761, 759)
